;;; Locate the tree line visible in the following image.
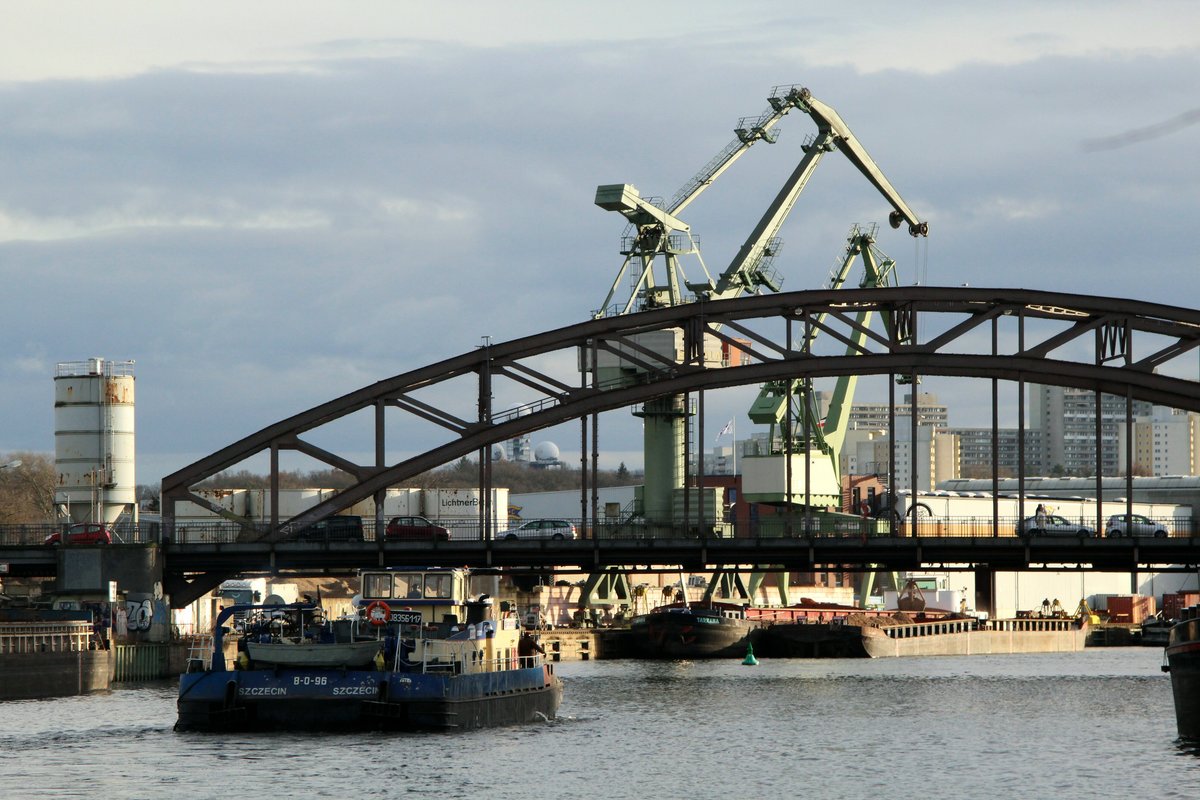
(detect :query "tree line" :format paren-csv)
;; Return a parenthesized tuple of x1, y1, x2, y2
(0, 451, 639, 522)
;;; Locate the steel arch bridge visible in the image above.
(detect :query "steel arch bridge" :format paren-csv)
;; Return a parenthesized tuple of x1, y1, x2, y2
(163, 286, 1200, 543)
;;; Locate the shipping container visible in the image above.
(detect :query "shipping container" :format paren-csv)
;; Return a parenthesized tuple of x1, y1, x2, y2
(1163, 591, 1200, 621)
(1103, 594, 1156, 624)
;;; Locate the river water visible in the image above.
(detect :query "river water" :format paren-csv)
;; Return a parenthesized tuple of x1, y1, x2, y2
(1, 649, 1197, 799)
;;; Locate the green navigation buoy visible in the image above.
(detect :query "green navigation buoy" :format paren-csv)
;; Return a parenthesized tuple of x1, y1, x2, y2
(742, 642, 758, 666)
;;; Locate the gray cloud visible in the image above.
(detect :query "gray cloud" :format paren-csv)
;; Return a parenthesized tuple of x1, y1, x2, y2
(1, 35, 1197, 482)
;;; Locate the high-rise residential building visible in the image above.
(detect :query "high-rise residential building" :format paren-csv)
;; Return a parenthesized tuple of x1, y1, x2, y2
(1030, 385, 1153, 476)
(1117, 406, 1200, 476)
(848, 392, 948, 431)
(849, 416, 958, 491)
(947, 427, 1045, 477)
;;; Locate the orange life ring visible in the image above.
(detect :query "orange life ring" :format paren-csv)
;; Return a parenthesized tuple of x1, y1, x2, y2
(365, 600, 391, 626)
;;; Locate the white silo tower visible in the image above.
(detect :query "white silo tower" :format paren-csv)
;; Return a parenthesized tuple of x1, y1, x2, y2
(54, 358, 137, 525)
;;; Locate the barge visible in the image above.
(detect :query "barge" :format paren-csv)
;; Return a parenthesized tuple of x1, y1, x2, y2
(176, 567, 561, 731)
(627, 601, 761, 659)
(755, 607, 1088, 659)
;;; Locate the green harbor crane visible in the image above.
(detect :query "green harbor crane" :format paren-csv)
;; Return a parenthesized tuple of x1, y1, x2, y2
(590, 84, 927, 527)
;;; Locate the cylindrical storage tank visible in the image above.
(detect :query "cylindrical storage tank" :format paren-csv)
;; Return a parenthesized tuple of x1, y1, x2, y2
(54, 358, 136, 525)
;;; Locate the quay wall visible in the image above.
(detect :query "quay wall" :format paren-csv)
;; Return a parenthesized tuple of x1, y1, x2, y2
(0, 650, 113, 699)
(0, 621, 114, 699)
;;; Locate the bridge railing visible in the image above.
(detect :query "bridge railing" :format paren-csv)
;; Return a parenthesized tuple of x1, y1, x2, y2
(0, 522, 161, 546)
(5, 514, 1191, 546)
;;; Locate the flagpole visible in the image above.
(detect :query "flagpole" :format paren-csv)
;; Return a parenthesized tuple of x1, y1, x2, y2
(732, 418, 737, 477)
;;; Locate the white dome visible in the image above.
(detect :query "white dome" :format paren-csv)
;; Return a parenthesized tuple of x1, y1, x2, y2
(534, 441, 560, 462)
(490, 444, 507, 460)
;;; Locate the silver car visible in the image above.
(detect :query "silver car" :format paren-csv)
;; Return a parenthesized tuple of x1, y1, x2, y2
(1105, 514, 1169, 538)
(498, 519, 578, 540)
(1018, 515, 1095, 537)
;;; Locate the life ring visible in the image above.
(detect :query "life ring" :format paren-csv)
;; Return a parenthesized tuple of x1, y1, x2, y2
(365, 600, 391, 626)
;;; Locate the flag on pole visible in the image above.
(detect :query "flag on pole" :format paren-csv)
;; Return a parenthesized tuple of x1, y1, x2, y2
(716, 418, 734, 443)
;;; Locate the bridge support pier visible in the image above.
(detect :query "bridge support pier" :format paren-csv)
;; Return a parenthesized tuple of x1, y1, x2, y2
(974, 566, 995, 618)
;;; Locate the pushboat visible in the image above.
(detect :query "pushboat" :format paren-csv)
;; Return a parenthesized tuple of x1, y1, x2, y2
(176, 567, 562, 731)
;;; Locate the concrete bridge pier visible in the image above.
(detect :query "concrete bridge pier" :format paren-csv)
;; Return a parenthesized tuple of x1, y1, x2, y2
(57, 546, 170, 642)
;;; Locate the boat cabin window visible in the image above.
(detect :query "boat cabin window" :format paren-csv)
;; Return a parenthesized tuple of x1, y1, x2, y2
(362, 573, 395, 599)
(395, 574, 423, 599)
(424, 573, 453, 599)
(361, 570, 459, 602)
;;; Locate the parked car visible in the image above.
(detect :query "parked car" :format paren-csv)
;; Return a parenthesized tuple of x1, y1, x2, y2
(1105, 514, 1169, 538)
(44, 523, 114, 545)
(293, 515, 364, 542)
(1017, 515, 1095, 537)
(385, 515, 451, 541)
(498, 519, 577, 541)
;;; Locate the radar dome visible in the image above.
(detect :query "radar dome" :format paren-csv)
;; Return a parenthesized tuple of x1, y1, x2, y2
(534, 441, 560, 462)
(490, 444, 507, 461)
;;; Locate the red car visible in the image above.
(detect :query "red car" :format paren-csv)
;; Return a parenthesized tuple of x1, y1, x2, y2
(385, 515, 451, 541)
(44, 523, 114, 545)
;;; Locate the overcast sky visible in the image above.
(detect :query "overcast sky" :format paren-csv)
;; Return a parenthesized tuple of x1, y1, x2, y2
(1, 1, 1198, 485)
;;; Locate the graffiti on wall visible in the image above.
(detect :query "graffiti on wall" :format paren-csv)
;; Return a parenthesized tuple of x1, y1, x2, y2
(125, 598, 154, 631)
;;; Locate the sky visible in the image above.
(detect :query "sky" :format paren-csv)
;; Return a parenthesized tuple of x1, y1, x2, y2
(1, 1, 1198, 486)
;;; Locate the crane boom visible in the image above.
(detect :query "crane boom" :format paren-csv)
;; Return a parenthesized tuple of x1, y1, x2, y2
(801, 91, 927, 236)
(666, 85, 808, 216)
(704, 87, 927, 303)
(740, 227, 901, 508)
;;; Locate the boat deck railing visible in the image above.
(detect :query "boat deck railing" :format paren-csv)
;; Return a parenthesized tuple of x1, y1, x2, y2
(0, 621, 96, 654)
(408, 636, 545, 675)
(749, 607, 897, 624)
(882, 616, 1078, 640)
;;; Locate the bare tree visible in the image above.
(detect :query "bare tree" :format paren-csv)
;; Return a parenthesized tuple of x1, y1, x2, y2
(0, 452, 58, 523)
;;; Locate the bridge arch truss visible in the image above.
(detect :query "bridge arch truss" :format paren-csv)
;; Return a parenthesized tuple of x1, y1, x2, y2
(162, 286, 1200, 541)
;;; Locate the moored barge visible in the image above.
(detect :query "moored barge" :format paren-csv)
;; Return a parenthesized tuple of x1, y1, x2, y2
(627, 601, 760, 659)
(752, 603, 1088, 659)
